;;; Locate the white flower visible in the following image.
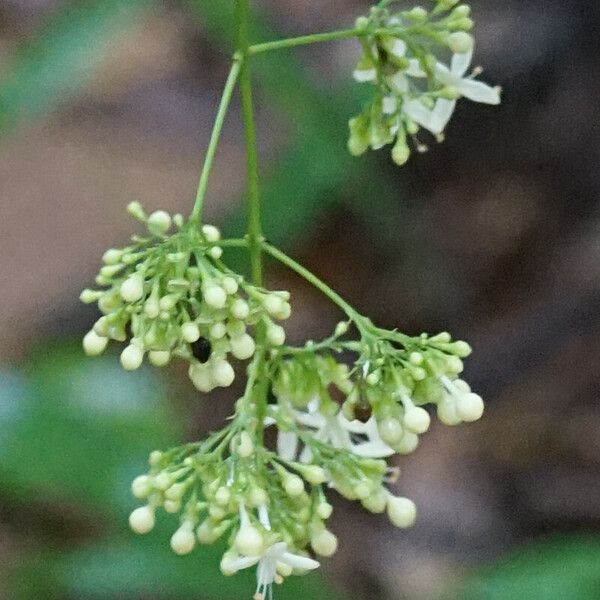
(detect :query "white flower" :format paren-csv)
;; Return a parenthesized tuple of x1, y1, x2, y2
(273, 404, 395, 462)
(427, 48, 501, 134)
(221, 542, 319, 600)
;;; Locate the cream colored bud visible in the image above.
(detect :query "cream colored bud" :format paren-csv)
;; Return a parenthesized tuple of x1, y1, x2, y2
(237, 431, 254, 458)
(447, 31, 474, 54)
(303, 465, 327, 485)
(311, 528, 338, 557)
(208, 246, 223, 259)
(181, 321, 201, 343)
(153, 472, 172, 491)
(164, 499, 181, 513)
(148, 350, 170, 367)
(248, 487, 268, 507)
(203, 284, 227, 309)
(378, 417, 404, 446)
(147, 210, 171, 236)
(354, 481, 372, 500)
(221, 276, 239, 294)
(234, 525, 263, 556)
(127, 201, 146, 220)
(230, 334, 256, 360)
(283, 474, 305, 497)
(120, 344, 144, 370)
(456, 392, 484, 422)
(387, 496, 417, 528)
(189, 362, 214, 393)
(202, 224, 221, 242)
(212, 359, 235, 387)
(409, 351, 423, 365)
(403, 406, 431, 434)
(209, 322, 227, 339)
(316, 502, 333, 520)
(144, 299, 160, 318)
(215, 486, 231, 506)
(437, 397, 462, 426)
(394, 431, 419, 455)
(102, 248, 123, 265)
(129, 505, 155, 534)
(361, 489, 387, 514)
(83, 330, 108, 356)
(197, 520, 218, 544)
(120, 274, 145, 302)
(266, 324, 286, 346)
(171, 523, 196, 555)
(131, 475, 152, 499)
(230, 298, 250, 320)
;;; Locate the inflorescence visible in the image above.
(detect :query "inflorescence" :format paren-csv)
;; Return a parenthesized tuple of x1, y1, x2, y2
(81, 1, 497, 598)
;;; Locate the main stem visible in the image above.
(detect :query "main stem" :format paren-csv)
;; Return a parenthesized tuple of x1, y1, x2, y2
(236, 0, 263, 288)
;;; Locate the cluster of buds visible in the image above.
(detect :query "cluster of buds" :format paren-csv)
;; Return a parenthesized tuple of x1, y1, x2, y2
(349, 0, 500, 165)
(80, 203, 290, 392)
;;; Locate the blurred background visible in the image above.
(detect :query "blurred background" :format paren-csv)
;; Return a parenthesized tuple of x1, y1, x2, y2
(1, 0, 600, 599)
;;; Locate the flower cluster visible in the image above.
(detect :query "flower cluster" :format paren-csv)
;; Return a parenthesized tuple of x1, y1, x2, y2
(126, 318, 484, 598)
(80, 202, 290, 392)
(349, 0, 501, 165)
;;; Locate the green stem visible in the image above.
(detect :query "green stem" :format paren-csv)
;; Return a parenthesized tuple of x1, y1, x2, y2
(249, 27, 364, 55)
(236, 0, 263, 287)
(261, 242, 361, 322)
(190, 60, 241, 223)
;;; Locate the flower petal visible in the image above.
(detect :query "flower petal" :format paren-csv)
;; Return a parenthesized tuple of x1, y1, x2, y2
(383, 38, 407, 59)
(387, 71, 409, 93)
(281, 552, 321, 571)
(353, 68, 377, 83)
(406, 58, 426, 78)
(451, 49, 473, 77)
(434, 61, 452, 84)
(429, 98, 457, 134)
(403, 100, 436, 132)
(223, 555, 260, 573)
(352, 441, 395, 458)
(458, 79, 501, 105)
(277, 430, 298, 461)
(295, 411, 326, 429)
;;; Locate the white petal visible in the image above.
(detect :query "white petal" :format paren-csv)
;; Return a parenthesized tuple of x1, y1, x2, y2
(263, 416, 276, 426)
(429, 98, 457, 134)
(406, 59, 426, 77)
(382, 96, 398, 114)
(384, 38, 407, 58)
(223, 555, 260, 573)
(458, 79, 501, 105)
(295, 411, 326, 429)
(281, 552, 320, 571)
(387, 71, 409, 93)
(403, 100, 436, 131)
(353, 68, 377, 83)
(434, 61, 452, 84)
(451, 49, 473, 77)
(277, 431, 298, 461)
(352, 441, 395, 458)
(299, 444, 313, 463)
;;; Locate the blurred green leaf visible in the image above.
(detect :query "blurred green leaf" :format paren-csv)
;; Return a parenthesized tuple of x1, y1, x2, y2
(0, 0, 156, 133)
(58, 528, 346, 600)
(0, 341, 181, 514)
(458, 535, 600, 600)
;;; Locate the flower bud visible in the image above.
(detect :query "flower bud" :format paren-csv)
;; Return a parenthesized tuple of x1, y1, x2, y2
(120, 274, 145, 302)
(148, 350, 170, 367)
(120, 344, 144, 370)
(237, 431, 254, 458)
(181, 321, 201, 343)
(263, 294, 291, 319)
(147, 210, 171, 236)
(234, 525, 263, 556)
(248, 487, 268, 507)
(127, 201, 146, 221)
(212, 359, 235, 387)
(394, 431, 419, 455)
(283, 474, 305, 497)
(189, 362, 214, 393)
(387, 495, 417, 528)
(171, 523, 196, 555)
(202, 224, 221, 242)
(378, 417, 404, 446)
(447, 31, 474, 54)
(131, 475, 152, 499)
(203, 284, 227, 309)
(144, 299, 160, 318)
(209, 322, 227, 339)
(221, 276, 239, 294)
(311, 528, 338, 557)
(129, 505, 155, 534)
(403, 406, 431, 434)
(197, 519, 218, 544)
(303, 465, 327, 485)
(455, 392, 484, 422)
(153, 472, 172, 491)
(230, 334, 256, 360)
(215, 486, 231, 506)
(230, 298, 250, 320)
(392, 136, 410, 166)
(83, 330, 108, 356)
(266, 324, 286, 346)
(317, 501, 333, 520)
(361, 489, 387, 514)
(437, 397, 462, 426)
(208, 246, 223, 259)
(102, 248, 123, 265)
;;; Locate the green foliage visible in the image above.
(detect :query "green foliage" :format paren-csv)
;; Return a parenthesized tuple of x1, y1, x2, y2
(1, 342, 344, 599)
(456, 535, 600, 600)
